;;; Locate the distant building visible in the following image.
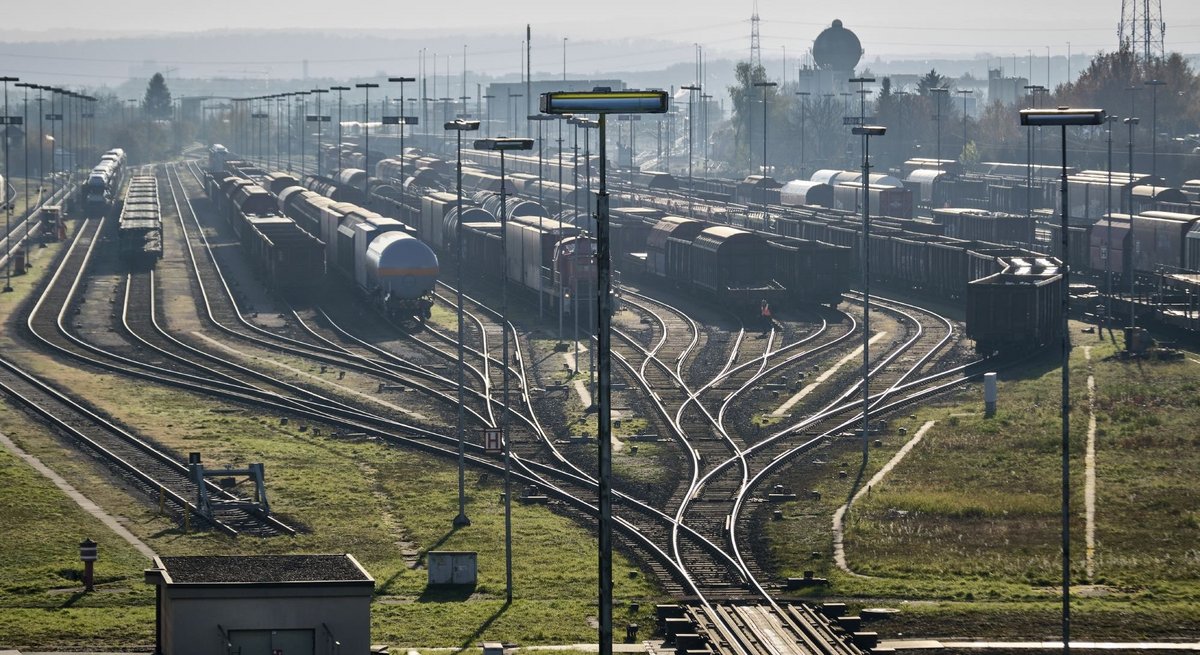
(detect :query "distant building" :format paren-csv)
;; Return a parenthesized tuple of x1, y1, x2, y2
(483, 79, 627, 133)
(797, 20, 865, 96)
(988, 68, 1031, 107)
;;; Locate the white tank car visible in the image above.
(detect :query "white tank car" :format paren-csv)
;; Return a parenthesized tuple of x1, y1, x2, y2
(365, 231, 439, 318)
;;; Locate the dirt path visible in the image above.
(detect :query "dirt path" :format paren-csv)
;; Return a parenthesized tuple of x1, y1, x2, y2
(832, 419, 937, 577)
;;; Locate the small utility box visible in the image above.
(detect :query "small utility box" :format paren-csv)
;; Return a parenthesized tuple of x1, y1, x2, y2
(427, 551, 477, 586)
(482, 641, 505, 655)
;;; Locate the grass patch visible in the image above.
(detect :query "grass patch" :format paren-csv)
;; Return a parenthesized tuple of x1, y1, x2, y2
(761, 326, 1200, 638)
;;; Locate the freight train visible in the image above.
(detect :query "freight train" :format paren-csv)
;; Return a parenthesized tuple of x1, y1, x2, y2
(366, 155, 852, 316)
(207, 166, 439, 321)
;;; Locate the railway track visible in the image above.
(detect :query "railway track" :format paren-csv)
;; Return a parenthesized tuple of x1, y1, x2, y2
(10, 208, 295, 537)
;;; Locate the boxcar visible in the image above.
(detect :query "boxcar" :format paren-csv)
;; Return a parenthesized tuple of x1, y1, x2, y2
(967, 257, 1064, 354)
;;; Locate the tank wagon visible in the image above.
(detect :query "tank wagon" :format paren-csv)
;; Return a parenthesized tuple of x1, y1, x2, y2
(277, 185, 437, 320)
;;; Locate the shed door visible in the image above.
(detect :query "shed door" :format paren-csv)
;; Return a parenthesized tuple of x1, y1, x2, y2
(228, 629, 314, 655)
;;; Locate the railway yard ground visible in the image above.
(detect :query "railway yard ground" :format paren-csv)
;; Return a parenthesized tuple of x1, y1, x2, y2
(1, 163, 1199, 653)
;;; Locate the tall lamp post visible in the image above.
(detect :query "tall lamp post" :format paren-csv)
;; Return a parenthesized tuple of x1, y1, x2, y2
(2, 75, 18, 292)
(1143, 79, 1166, 181)
(1105, 114, 1120, 326)
(752, 81, 776, 176)
(507, 91, 523, 135)
(681, 84, 700, 216)
(310, 89, 328, 175)
(700, 93, 712, 178)
(16, 82, 33, 253)
(541, 88, 670, 655)
(1023, 85, 1045, 233)
(387, 77, 416, 209)
(528, 113, 557, 318)
(472, 135, 534, 605)
(331, 86, 351, 173)
(930, 87, 948, 171)
(795, 91, 810, 177)
(1019, 106, 1108, 655)
(444, 118, 480, 529)
(851, 125, 885, 471)
(956, 88, 973, 159)
(355, 83, 379, 199)
(1124, 116, 1140, 329)
(482, 94, 495, 137)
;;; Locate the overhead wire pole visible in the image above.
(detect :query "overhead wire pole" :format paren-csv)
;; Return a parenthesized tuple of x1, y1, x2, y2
(541, 87, 669, 655)
(1020, 106, 1107, 655)
(445, 118, 480, 529)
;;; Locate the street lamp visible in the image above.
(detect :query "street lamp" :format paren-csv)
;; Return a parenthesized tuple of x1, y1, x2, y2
(752, 81, 776, 177)
(851, 125, 885, 475)
(930, 87, 949, 172)
(541, 87, 669, 655)
(1019, 106, 1108, 655)
(473, 135, 533, 605)
(1124, 116, 1140, 329)
(444, 118, 481, 529)
(1144, 79, 1166, 180)
(355, 83, 380, 199)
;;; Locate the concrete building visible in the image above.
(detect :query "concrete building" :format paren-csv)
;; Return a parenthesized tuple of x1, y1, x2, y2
(144, 554, 374, 655)
(988, 68, 1031, 107)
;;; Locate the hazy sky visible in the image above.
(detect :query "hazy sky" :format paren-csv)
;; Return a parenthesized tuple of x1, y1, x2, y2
(4, 0, 1198, 60)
